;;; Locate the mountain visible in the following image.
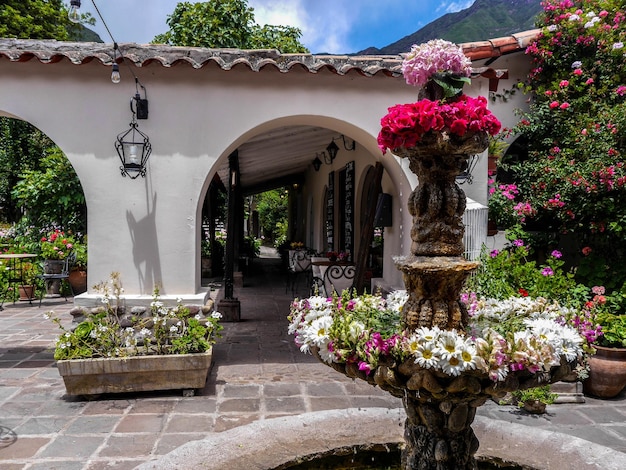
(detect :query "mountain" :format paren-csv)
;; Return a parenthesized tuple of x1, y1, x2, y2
(358, 0, 542, 55)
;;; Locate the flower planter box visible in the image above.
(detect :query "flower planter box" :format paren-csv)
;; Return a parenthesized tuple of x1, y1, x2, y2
(56, 349, 213, 397)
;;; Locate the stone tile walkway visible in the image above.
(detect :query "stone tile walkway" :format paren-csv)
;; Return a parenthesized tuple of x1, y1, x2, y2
(0, 253, 624, 469)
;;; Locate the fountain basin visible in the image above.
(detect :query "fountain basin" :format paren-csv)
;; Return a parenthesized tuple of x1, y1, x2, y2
(136, 408, 626, 470)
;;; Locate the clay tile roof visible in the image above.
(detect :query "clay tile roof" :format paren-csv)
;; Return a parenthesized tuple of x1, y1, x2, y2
(462, 29, 541, 60)
(0, 30, 540, 76)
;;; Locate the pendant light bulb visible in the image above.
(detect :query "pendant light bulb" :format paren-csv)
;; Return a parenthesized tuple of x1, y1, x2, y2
(111, 63, 121, 84)
(68, 0, 81, 23)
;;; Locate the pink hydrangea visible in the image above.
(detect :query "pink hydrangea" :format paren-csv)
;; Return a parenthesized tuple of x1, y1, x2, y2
(401, 39, 472, 88)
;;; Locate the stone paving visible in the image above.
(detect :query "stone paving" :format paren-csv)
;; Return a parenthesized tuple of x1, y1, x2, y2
(0, 254, 625, 469)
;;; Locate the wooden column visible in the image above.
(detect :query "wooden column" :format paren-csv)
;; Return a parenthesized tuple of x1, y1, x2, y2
(218, 151, 241, 321)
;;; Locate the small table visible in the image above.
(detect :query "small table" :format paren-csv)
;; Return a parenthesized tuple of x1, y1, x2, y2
(0, 253, 38, 309)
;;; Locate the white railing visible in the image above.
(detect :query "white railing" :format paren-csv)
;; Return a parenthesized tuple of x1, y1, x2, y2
(462, 199, 488, 261)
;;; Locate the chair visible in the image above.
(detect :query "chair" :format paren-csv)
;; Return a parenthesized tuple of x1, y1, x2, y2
(310, 257, 327, 296)
(322, 263, 356, 297)
(38, 252, 75, 305)
(286, 250, 312, 296)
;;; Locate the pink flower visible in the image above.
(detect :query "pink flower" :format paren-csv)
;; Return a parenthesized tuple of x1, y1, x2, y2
(592, 285, 606, 295)
(560, 102, 570, 109)
(541, 267, 554, 276)
(551, 250, 562, 259)
(559, 80, 569, 87)
(573, 68, 583, 76)
(616, 86, 626, 96)
(549, 101, 560, 109)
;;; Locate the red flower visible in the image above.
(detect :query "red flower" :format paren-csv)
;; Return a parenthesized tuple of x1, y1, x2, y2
(519, 288, 529, 297)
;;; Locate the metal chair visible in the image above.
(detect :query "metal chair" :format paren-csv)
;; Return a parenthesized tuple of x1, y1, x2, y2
(286, 250, 312, 296)
(38, 252, 75, 305)
(322, 263, 356, 296)
(310, 257, 326, 296)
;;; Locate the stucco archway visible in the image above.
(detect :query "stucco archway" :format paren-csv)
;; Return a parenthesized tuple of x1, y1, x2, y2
(197, 116, 414, 292)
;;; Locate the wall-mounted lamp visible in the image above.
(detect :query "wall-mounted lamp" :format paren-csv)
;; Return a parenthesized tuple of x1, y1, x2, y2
(312, 156, 322, 172)
(325, 140, 339, 164)
(68, 0, 81, 23)
(324, 134, 356, 164)
(115, 93, 152, 179)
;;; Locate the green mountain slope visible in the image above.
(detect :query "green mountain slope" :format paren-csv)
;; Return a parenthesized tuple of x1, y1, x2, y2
(359, 0, 542, 55)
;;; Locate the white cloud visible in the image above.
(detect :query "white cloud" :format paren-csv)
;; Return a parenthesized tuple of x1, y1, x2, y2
(441, 1, 475, 14)
(250, 0, 353, 53)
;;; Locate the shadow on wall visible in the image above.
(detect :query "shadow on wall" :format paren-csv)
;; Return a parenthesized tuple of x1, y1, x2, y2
(126, 192, 162, 293)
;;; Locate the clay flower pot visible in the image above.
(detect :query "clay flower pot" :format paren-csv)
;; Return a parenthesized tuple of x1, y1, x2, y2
(584, 345, 626, 398)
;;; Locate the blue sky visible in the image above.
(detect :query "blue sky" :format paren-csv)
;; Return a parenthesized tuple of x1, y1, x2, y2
(78, 0, 475, 54)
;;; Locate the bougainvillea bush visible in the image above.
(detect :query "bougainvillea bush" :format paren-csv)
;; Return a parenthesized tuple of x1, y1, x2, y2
(493, 0, 626, 291)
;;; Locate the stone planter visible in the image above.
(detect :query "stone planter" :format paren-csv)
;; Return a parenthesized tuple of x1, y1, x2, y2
(43, 259, 64, 296)
(57, 349, 213, 397)
(584, 345, 626, 398)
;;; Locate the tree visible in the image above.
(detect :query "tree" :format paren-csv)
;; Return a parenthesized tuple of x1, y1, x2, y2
(153, 0, 308, 53)
(255, 189, 288, 244)
(0, 118, 51, 222)
(0, 0, 94, 41)
(12, 148, 86, 236)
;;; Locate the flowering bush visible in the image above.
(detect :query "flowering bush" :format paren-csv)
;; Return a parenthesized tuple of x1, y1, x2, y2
(47, 272, 222, 360)
(402, 39, 472, 95)
(487, 181, 536, 228)
(40, 229, 76, 260)
(467, 237, 587, 305)
(499, 1, 626, 261)
(377, 95, 501, 154)
(288, 291, 587, 382)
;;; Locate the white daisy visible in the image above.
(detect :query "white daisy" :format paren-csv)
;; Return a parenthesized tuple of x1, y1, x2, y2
(413, 342, 440, 369)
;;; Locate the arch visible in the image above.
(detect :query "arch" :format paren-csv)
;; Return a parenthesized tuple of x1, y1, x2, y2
(194, 116, 414, 289)
(0, 111, 87, 235)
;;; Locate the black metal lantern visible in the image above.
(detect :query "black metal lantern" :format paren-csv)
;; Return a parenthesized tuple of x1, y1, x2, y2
(115, 97, 151, 179)
(312, 156, 322, 171)
(325, 140, 339, 164)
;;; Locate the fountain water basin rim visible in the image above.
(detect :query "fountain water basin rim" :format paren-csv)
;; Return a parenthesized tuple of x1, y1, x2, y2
(136, 407, 626, 470)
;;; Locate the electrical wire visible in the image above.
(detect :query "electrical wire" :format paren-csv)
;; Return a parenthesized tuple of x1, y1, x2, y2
(89, 0, 146, 95)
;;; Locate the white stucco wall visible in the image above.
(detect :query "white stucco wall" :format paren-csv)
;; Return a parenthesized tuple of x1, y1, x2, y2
(0, 48, 532, 299)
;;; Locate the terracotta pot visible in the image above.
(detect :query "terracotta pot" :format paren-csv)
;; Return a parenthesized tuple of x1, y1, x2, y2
(583, 345, 626, 398)
(18, 285, 36, 301)
(523, 399, 547, 414)
(69, 269, 87, 295)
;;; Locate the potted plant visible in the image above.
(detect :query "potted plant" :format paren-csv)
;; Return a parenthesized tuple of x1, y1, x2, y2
(18, 261, 38, 301)
(583, 294, 626, 398)
(46, 272, 222, 396)
(511, 385, 558, 414)
(68, 239, 87, 295)
(40, 229, 76, 296)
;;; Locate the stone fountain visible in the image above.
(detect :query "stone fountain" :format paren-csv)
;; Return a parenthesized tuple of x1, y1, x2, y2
(298, 41, 578, 470)
(308, 131, 575, 470)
